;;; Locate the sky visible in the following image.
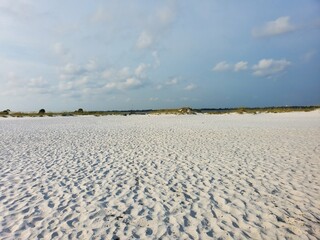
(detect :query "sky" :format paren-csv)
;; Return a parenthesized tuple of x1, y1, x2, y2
(0, 0, 319, 111)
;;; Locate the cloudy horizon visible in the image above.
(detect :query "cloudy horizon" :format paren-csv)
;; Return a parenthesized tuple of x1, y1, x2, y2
(1, 0, 319, 111)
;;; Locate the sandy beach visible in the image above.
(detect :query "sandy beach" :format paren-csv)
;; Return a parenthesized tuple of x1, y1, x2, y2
(0, 111, 319, 239)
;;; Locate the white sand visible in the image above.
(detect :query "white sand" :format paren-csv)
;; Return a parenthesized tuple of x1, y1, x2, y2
(0, 111, 319, 239)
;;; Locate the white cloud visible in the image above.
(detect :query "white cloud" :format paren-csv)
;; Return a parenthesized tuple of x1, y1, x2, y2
(123, 78, 142, 89)
(135, 63, 148, 78)
(184, 83, 196, 91)
(155, 76, 180, 91)
(121, 78, 142, 90)
(62, 63, 82, 75)
(156, 6, 175, 26)
(102, 69, 114, 79)
(134, 1, 177, 50)
(165, 77, 179, 85)
(252, 16, 295, 37)
(212, 59, 290, 76)
(234, 61, 248, 71)
(5, 72, 22, 87)
(2, 72, 55, 96)
(149, 97, 159, 102)
(58, 61, 106, 96)
(302, 50, 317, 62)
(53, 42, 69, 57)
(85, 60, 97, 72)
(0, 1, 34, 22)
(57, 59, 151, 96)
(60, 60, 99, 80)
(91, 7, 112, 23)
(104, 77, 142, 91)
(27, 76, 54, 95)
(99, 63, 151, 92)
(252, 59, 291, 77)
(212, 61, 230, 71)
(117, 67, 131, 79)
(58, 81, 76, 91)
(28, 76, 48, 87)
(104, 82, 117, 90)
(152, 51, 160, 68)
(136, 31, 153, 49)
(58, 75, 101, 97)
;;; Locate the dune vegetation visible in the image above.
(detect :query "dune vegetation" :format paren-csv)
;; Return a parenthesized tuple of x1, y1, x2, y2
(1, 106, 319, 118)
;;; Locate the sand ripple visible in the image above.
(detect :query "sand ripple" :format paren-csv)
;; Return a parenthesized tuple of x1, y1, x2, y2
(0, 113, 319, 239)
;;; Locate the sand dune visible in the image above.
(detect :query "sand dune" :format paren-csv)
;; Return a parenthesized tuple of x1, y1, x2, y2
(0, 112, 319, 239)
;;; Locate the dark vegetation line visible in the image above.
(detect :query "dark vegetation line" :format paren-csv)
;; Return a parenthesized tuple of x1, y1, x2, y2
(1, 106, 319, 118)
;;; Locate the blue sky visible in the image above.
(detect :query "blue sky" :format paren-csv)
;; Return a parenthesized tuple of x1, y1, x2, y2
(0, 0, 319, 111)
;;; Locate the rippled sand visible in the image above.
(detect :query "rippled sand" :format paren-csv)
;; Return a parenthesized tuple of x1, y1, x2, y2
(0, 112, 319, 239)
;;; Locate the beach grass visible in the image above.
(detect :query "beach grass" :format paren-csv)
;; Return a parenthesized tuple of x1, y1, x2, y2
(1, 106, 319, 118)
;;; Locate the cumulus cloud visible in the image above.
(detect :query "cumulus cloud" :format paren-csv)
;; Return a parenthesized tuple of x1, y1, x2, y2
(252, 59, 291, 77)
(27, 77, 54, 94)
(155, 76, 180, 90)
(135, 63, 149, 78)
(60, 60, 98, 80)
(212, 59, 290, 77)
(252, 16, 296, 37)
(136, 31, 153, 49)
(212, 61, 230, 71)
(234, 61, 248, 71)
(100, 66, 136, 81)
(104, 77, 142, 91)
(61, 63, 82, 77)
(57, 74, 108, 99)
(3, 73, 33, 96)
(184, 83, 197, 91)
(57, 60, 105, 96)
(2, 72, 55, 96)
(99, 63, 150, 92)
